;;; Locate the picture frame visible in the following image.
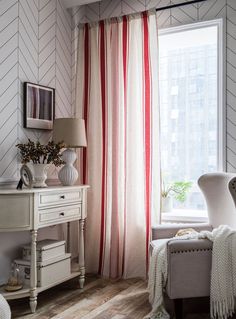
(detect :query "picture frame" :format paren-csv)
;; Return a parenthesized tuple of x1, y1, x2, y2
(24, 82, 55, 130)
(20, 165, 33, 189)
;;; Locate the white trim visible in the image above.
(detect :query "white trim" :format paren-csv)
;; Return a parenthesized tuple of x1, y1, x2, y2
(158, 19, 225, 223)
(159, 18, 225, 172)
(161, 209, 208, 224)
(159, 18, 222, 35)
(219, 18, 227, 172)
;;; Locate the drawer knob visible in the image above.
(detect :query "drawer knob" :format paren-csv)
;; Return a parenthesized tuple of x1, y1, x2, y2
(60, 195, 65, 199)
(59, 212, 65, 217)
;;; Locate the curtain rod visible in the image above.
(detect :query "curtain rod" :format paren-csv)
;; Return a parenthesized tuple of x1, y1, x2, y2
(156, 0, 207, 12)
(77, 0, 207, 27)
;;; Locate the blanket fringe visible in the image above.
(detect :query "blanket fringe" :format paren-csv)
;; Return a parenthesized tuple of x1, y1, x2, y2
(211, 296, 235, 319)
(144, 305, 170, 319)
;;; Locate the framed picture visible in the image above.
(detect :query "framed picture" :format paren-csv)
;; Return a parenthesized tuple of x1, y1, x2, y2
(24, 82, 55, 130)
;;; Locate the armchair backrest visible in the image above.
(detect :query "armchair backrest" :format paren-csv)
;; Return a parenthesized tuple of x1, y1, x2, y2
(198, 172, 236, 228)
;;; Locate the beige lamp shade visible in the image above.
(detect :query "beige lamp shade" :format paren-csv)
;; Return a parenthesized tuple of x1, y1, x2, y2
(53, 118, 87, 148)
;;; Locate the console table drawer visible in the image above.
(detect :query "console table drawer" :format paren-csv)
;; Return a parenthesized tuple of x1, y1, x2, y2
(39, 205, 82, 226)
(39, 190, 81, 207)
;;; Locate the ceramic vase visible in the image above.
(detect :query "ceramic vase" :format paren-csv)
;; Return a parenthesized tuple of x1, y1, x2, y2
(58, 149, 78, 186)
(161, 196, 172, 213)
(32, 164, 49, 188)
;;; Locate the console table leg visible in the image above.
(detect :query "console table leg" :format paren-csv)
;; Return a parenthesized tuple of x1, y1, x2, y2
(67, 222, 71, 253)
(30, 296, 37, 314)
(79, 219, 85, 289)
(30, 230, 37, 313)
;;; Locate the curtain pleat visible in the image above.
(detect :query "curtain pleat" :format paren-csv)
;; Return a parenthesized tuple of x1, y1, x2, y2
(76, 11, 160, 278)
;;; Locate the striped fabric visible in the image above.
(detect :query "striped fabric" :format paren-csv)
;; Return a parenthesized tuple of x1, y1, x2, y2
(76, 11, 160, 279)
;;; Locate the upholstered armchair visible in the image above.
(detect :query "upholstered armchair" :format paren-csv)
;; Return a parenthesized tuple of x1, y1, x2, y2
(151, 172, 236, 319)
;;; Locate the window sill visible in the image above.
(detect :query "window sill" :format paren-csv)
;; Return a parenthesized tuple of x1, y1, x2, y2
(161, 209, 208, 224)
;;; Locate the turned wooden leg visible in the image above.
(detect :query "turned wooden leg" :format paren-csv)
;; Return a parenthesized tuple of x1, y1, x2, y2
(67, 222, 71, 253)
(30, 230, 37, 313)
(174, 299, 183, 319)
(78, 219, 85, 289)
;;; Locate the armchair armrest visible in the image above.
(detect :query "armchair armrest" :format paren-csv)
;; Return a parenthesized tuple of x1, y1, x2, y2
(166, 238, 212, 299)
(152, 223, 212, 240)
(167, 238, 212, 253)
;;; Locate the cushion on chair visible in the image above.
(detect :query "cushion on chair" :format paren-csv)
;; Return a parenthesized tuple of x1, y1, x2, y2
(152, 224, 212, 240)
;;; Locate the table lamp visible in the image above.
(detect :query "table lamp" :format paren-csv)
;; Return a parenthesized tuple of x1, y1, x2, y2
(53, 118, 87, 186)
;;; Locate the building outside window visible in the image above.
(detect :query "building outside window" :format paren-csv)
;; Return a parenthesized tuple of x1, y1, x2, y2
(159, 20, 224, 221)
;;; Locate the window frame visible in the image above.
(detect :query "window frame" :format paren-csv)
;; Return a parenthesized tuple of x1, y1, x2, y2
(158, 19, 225, 224)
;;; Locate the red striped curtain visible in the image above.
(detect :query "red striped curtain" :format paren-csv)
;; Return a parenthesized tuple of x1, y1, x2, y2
(76, 11, 161, 278)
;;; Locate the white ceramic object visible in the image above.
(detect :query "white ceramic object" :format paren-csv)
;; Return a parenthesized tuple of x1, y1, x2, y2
(161, 196, 172, 213)
(198, 172, 236, 228)
(31, 164, 49, 188)
(58, 149, 78, 186)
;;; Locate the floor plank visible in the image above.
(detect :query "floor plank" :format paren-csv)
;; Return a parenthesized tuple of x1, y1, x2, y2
(9, 277, 150, 319)
(8, 276, 213, 319)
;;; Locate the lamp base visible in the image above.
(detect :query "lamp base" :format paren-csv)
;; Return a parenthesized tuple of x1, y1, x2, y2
(58, 149, 78, 186)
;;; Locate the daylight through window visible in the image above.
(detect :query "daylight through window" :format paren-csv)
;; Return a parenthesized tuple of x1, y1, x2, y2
(159, 22, 222, 214)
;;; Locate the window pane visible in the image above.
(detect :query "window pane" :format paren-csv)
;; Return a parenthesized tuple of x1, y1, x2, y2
(159, 25, 218, 211)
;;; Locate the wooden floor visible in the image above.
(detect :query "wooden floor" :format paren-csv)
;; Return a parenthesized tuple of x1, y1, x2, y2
(10, 277, 151, 319)
(9, 276, 211, 319)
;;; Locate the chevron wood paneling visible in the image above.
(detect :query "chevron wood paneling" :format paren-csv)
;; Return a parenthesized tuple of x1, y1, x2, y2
(18, 0, 41, 146)
(71, 6, 86, 115)
(0, 0, 19, 181)
(226, 0, 236, 172)
(80, 0, 236, 172)
(39, 0, 56, 88)
(0, 0, 73, 181)
(38, 0, 57, 178)
(55, 0, 72, 118)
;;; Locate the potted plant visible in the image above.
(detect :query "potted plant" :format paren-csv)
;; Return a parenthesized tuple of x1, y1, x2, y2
(161, 181, 192, 212)
(16, 139, 65, 187)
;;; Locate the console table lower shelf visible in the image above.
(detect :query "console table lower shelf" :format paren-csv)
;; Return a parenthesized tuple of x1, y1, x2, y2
(0, 185, 89, 313)
(2, 268, 81, 301)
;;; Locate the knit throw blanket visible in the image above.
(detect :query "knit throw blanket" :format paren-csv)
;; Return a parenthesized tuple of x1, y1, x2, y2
(0, 294, 11, 319)
(146, 225, 236, 319)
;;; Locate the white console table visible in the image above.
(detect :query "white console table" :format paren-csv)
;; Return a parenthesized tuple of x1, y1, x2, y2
(0, 185, 89, 313)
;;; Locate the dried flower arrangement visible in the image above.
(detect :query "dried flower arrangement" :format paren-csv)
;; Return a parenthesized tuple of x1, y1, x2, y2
(16, 139, 65, 167)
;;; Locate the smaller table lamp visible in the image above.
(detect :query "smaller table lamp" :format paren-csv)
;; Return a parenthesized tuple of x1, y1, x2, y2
(53, 118, 87, 186)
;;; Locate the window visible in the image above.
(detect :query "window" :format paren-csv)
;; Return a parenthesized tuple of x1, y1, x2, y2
(159, 20, 224, 219)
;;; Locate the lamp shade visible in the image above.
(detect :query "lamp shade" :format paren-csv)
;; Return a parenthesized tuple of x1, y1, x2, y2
(53, 118, 87, 148)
